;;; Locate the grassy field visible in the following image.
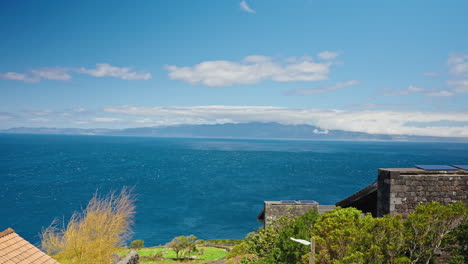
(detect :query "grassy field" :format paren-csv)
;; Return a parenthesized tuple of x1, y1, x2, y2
(119, 246, 227, 264)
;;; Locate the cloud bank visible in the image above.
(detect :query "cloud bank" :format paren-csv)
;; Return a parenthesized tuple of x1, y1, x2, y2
(102, 105, 468, 138)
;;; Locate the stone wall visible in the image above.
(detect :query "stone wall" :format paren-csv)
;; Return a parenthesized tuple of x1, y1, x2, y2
(262, 201, 318, 227)
(377, 168, 468, 216)
(116, 250, 139, 264)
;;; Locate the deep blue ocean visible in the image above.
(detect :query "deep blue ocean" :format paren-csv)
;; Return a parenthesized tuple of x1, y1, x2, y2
(1, 134, 467, 246)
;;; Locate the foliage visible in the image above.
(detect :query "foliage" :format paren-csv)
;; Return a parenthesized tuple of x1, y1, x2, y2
(404, 201, 468, 264)
(446, 220, 468, 263)
(227, 240, 251, 259)
(205, 238, 243, 245)
(41, 188, 135, 264)
(273, 209, 319, 264)
(166, 235, 199, 259)
(228, 202, 467, 264)
(313, 207, 371, 263)
(362, 214, 409, 263)
(243, 213, 296, 261)
(129, 239, 144, 249)
(228, 209, 318, 264)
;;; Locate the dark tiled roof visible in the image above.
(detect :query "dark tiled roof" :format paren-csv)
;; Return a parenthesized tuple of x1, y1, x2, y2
(0, 228, 60, 264)
(336, 181, 377, 207)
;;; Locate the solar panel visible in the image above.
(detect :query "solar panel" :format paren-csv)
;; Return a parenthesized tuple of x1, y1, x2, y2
(281, 200, 296, 204)
(414, 165, 457, 171)
(452, 165, 468, 170)
(299, 200, 317, 204)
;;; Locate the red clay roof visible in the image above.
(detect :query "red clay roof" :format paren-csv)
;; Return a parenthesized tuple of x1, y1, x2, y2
(0, 228, 60, 264)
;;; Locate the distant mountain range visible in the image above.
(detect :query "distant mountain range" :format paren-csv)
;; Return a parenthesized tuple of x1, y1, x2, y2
(1, 122, 467, 142)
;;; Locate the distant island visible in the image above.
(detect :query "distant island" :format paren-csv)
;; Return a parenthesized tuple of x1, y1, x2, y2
(1, 122, 468, 142)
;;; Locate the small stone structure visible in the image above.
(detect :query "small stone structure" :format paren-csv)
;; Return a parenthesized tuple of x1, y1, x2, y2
(337, 168, 468, 216)
(116, 250, 139, 264)
(258, 201, 333, 227)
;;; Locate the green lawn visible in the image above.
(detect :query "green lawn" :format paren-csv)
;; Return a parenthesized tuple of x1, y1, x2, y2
(119, 246, 227, 264)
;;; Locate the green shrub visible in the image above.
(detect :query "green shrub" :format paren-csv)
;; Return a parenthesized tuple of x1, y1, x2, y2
(129, 239, 144, 249)
(312, 207, 371, 263)
(206, 239, 243, 245)
(273, 209, 319, 264)
(230, 202, 467, 264)
(227, 241, 250, 259)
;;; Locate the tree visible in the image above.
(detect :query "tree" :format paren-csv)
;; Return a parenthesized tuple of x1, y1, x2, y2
(129, 240, 144, 249)
(404, 201, 467, 264)
(166, 235, 198, 259)
(41, 188, 135, 264)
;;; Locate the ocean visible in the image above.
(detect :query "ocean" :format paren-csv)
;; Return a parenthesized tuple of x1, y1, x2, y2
(1, 134, 467, 246)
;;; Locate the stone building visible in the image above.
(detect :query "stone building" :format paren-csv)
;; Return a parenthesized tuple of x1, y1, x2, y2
(337, 167, 468, 216)
(258, 166, 468, 226)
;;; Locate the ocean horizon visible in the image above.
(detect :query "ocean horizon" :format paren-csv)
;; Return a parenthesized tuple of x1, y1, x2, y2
(1, 134, 467, 246)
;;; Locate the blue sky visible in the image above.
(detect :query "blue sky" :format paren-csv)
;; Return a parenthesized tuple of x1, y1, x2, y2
(1, 0, 468, 137)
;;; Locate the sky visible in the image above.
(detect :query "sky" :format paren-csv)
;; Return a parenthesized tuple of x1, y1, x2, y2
(1, 0, 468, 138)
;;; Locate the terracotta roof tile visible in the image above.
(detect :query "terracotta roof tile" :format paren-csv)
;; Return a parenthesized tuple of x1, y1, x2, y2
(0, 228, 60, 264)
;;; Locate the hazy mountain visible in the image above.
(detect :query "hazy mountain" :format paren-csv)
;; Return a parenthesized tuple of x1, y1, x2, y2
(1, 123, 467, 142)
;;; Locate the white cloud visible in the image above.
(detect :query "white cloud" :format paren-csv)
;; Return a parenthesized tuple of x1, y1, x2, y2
(382, 85, 426, 96)
(166, 55, 336, 87)
(240, 0, 256, 13)
(447, 77, 468, 93)
(77, 64, 152, 80)
(93, 117, 122, 122)
(0, 72, 39, 82)
(448, 53, 468, 76)
(317, 51, 340, 60)
(31, 68, 71, 81)
(135, 118, 154, 123)
(345, 103, 409, 109)
(449, 79, 468, 93)
(446, 53, 468, 93)
(27, 109, 55, 116)
(0, 64, 151, 82)
(73, 107, 87, 113)
(407, 85, 425, 92)
(103, 105, 468, 138)
(73, 120, 90, 125)
(425, 90, 454, 97)
(382, 53, 468, 98)
(0, 68, 70, 82)
(423, 71, 441, 76)
(30, 118, 50, 122)
(313, 128, 329, 134)
(286, 80, 359, 95)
